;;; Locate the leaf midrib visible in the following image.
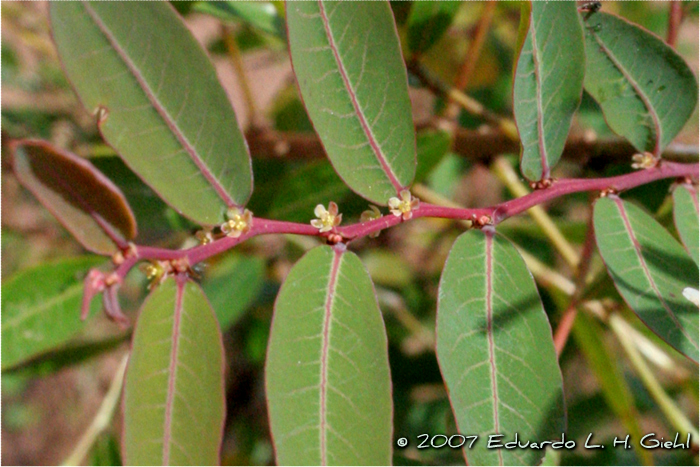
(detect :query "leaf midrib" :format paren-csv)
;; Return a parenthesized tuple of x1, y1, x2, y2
(162, 280, 185, 465)
(81, 2, 236, 208)
(318, 248, 342, 465)
(529, 24, 549, 180)
(2, 282, 84, 332)
(613, 198, 696, 351)
(317, 0, 403, 195)
(484, 233, 504, 466)
(589, 25, 662, 155)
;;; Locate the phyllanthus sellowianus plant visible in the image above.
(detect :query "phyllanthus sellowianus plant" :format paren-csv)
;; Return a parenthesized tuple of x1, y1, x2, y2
(3, 1, 698, 465)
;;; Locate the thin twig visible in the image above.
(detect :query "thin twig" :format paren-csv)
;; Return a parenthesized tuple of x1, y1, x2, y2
(221, 25, 259, 129)
(444, 2, 497, 121)
(61, 353, 129, 466)
(240, 125, 699, 165)
(667, 1, 683, 48)
(609, 313, 699, 442)
(553, 206, 597, 356)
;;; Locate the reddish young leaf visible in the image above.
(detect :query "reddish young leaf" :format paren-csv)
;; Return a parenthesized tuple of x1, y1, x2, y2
(11, 140, 137, 255)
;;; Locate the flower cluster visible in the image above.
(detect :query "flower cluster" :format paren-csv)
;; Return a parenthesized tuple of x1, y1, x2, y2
(311, 202, 342, 232)
(221, 207, 253, 238)
(388, 189, 419, 220)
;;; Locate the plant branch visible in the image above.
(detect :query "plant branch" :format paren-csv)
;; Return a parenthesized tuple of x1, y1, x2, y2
(553, 207, 597, 356)
(221, 25, 259, 129)
(242, 125, 699, 166)
(443, 2, 497, 121)
(667, 1, 683, 48)
(115, 161, 697, 279)
(492, 156, 580, 269)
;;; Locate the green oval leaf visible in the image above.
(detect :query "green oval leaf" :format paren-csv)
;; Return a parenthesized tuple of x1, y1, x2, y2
(122, 279, 225, 465)
(406, 1, 461, 55)
(2, 256, 104, 371)
(193, 1, 285, 41)
(514, 1, 585, 181)
(437, 229, 565, 466)
(582, 11, 698, 155)
(673, 184, 699, 267)
(594, 196, 699, 362)
(11, 140, 137, 255)
(50, 1, 253, 226)
(287, 1, 417, 205)
(266, 245, 392, 465)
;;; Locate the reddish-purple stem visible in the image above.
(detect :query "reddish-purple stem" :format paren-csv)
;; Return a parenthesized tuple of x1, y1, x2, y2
(667, 2, 683, 48)
(110, 162, 695, 283)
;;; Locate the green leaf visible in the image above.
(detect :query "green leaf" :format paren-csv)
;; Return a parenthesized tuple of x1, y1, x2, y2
(202, 252, 265, 331)
(514, 0, 585, 181)
(2, 256, 104, 371)
(266, 245, 392, 465)
(673, 184, 699, 267)
(287, 1, 417, 205)
(193, 1, 285, 41)
(50, 1, 252, 226)
(571, 313, 652, 466)
(594, 196, 699, 362)
(11, 140, 137, 255)
(122, 279, 224, 465)
(437, 229, 565, 466)
(582, 11, 698, 155)
(406, 1, 461, 55)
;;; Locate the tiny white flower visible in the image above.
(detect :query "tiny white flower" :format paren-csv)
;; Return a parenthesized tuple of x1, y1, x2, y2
(311, 202, 342, 233)
(388, 189, 419, 220)
(631, 152, 659, 170)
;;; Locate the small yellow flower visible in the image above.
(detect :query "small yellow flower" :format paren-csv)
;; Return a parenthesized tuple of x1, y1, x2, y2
(388, 189, 419, 220)
(311, 202, 342, 233)
(140, 261, 169, 289)
(195, 229, 214, 245)
(360, 205, 382, 238)
(631, 152, 659, 170)
(221, 207, 253, 238)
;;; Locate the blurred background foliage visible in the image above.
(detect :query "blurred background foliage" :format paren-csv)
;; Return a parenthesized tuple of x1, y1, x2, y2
(1, 1, 698, 465)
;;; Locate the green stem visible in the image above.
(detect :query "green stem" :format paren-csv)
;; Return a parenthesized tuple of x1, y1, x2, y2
(61, 354, 129, 466)
(609, 313, 699, 440)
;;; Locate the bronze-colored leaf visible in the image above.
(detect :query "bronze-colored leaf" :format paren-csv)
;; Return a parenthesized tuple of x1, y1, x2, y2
(11, 140, 137, 254)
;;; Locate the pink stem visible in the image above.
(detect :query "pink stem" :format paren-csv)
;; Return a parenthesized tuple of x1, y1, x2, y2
(112, 161, 696, 281)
